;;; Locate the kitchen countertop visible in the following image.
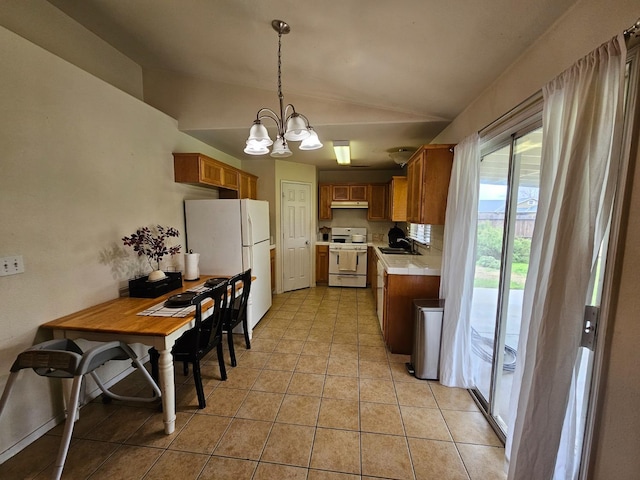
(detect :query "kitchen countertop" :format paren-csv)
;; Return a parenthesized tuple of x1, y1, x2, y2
(372, 243, 441, 276)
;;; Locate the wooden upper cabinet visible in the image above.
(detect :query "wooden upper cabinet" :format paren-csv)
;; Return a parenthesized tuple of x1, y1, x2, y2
(389, 176, 408, 222)
(199, 159, 224, 185)
(349, 185, 368, 201)
(405, 145, 455, 225)
(222, 167, 240, 191)
(406, 155, 422, 223)
(319, 184, 332, 220)
(367, 184, 388, 221)
(174, 153, 238, 190)
(238, 171, 258, 199)
(332, 185, 350, 201)
(173, 152, 258, 198)
(332, 184, 367, 202)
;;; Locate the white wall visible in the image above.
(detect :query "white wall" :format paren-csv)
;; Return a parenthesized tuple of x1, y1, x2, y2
(433, 0, 637, 145)
(0, 26, 239, 459)
(0, 0, 144, 100)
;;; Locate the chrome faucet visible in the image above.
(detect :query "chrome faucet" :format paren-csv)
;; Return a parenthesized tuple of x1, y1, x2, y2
(396, 237, 417, 254)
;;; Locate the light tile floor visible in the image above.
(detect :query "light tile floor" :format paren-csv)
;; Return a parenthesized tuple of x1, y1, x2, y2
(0, 286, 507, 479)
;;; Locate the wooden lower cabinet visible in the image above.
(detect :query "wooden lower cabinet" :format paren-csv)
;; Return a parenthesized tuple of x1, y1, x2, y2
(366, 247, 376, 286)
(270, 247, 276, 294)
(316, 245, 329, 285)
(383, 274, 440, 354)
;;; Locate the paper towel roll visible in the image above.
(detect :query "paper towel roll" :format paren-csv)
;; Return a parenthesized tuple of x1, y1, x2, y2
(184, 253, 200, 281)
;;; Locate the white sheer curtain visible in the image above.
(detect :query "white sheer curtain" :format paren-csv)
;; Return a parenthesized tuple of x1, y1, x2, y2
(507, 35, 626, 479)
(439, 133, 479, 388)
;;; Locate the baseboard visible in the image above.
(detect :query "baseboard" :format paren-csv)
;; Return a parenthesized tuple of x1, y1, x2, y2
(0, 353, 149, 464)
(0, 413, 66, 464)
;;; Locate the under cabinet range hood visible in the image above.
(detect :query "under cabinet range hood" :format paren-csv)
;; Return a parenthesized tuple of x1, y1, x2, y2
(330, 201, 368, 209)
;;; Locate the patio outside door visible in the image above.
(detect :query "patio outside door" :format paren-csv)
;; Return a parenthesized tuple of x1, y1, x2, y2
(470, 126, 542, 438)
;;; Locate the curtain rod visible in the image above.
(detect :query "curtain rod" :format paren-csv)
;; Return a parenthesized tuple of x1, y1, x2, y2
(624, 17, 640, 38)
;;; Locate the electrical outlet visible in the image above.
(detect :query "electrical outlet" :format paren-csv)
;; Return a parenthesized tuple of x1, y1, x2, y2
(0, 255, 25, 276)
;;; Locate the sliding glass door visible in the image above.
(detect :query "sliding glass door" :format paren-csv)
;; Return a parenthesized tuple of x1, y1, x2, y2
(470, 126, 542, 437)
(467, 42, 639, 476)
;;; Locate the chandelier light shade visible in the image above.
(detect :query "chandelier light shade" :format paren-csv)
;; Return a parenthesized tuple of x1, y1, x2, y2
(270, 136, 292, 158)
(244, 20, 322, 157)
(333, 140, 351, 165)
(389, 148, 416, 167)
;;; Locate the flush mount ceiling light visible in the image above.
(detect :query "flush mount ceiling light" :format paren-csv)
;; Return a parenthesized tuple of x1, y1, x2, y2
(333, 140, 351, 165)
(244, 20, 322, 158)
(389, 148, 416, 167)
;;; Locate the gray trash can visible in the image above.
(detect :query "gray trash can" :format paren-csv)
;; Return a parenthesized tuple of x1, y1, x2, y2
(410, 299, 444, 380)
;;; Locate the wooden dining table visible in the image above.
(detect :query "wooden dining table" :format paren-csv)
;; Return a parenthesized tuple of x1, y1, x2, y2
(41, 275, 230, 434)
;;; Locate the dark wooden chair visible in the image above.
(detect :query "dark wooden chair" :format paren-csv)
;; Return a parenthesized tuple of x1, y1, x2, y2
(150, 282, 228, 409)
(224, 269, 252, 367)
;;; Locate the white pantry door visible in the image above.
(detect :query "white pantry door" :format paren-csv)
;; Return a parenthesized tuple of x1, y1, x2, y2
(281, 181, 311, 292)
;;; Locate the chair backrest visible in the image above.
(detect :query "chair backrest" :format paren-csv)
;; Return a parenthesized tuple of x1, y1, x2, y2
(190, 281, 228, 354)
(227, 269, 251, 326)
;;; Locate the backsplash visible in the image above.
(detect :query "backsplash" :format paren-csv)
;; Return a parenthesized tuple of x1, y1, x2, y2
(417, 225, 444, 252)
(317, 208, 444, 250)
(318, 209, 394, 242)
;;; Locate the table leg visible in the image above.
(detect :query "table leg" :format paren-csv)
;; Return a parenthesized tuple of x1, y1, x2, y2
(157, 348, 176, 434)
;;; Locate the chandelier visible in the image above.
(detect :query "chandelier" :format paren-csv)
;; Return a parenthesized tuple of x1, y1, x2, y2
(244, 20, 322, 158)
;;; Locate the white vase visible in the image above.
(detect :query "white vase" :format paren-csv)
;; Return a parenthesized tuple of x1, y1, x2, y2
(147, 270, 167, 282)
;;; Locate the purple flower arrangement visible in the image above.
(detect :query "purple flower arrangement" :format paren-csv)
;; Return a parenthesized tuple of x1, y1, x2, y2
(122, 225, 181, 272)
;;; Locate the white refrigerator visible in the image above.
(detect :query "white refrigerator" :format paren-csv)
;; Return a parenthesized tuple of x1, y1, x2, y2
(184, 199, 272, 334)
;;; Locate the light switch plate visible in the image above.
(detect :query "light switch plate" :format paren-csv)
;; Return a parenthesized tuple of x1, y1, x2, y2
(0, 255, 25, 276)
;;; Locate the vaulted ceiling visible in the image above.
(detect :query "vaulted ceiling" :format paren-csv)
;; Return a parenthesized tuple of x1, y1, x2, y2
(48, 0, 577, 170)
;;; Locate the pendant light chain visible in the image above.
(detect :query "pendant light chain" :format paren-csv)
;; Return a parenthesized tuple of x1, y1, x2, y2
(277, 29, 283, 104)
(277, 28, 286, 142)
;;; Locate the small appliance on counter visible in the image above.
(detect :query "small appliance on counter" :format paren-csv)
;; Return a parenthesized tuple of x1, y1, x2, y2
(319, 226, 331, 241)
(388, 223, 406, 248)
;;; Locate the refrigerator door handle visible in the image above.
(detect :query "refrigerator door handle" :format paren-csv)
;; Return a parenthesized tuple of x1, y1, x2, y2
(246, 213, 254, 246)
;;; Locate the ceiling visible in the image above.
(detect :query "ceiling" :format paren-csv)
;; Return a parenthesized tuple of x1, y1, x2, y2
(47, 0, 576, 171)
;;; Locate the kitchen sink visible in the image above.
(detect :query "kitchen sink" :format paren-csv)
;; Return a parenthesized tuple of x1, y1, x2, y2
(379, 247, 421, 255)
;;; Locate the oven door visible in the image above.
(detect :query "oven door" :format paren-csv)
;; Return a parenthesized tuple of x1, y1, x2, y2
(329, 247, 367, 287)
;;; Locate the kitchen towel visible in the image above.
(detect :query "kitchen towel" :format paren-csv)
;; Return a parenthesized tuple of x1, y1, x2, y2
(338, 250, 357, 271)
(184, 252, 200, 281)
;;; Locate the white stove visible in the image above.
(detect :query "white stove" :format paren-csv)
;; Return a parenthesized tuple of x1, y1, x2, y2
(329, 227, 368, 287)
